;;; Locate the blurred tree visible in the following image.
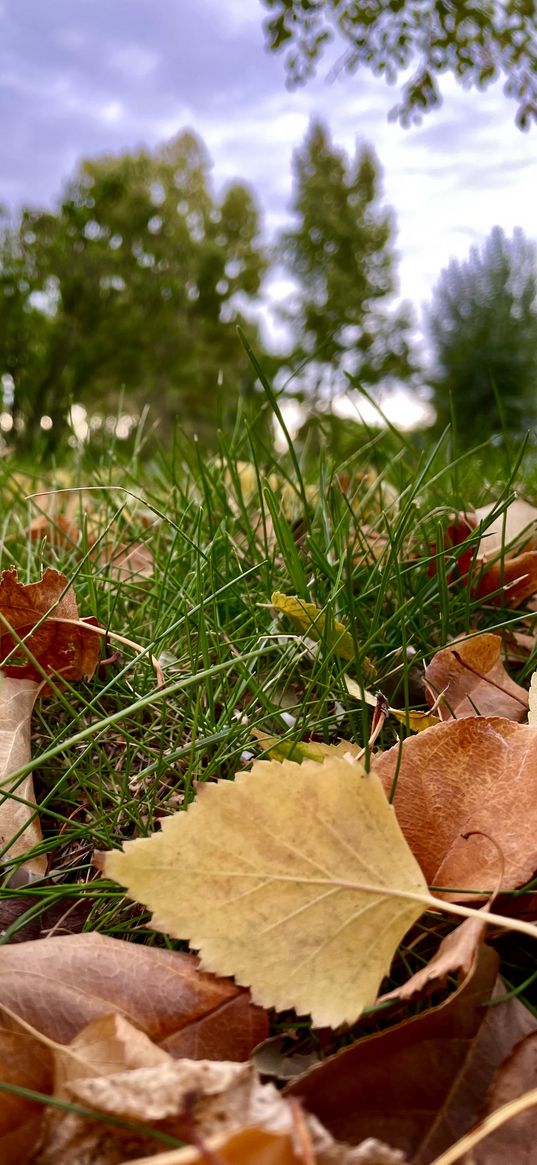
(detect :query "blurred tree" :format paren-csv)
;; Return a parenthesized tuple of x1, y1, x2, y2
(263, 1, 537, 129)
(0, 215, 56, 434)
(427, 226, 537, 446)
(0, 132, 267, 451)
(279, 119, 416, 398)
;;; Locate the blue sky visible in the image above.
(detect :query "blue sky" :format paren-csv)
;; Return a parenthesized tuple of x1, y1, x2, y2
(1, 0, 536, 368)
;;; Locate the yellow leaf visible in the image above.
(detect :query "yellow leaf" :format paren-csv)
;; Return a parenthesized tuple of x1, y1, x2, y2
(271, 592, 364, 666)
(344, 675, 440, 733)
(251, 729, 363, 763)
(105, 758, 428, 1027)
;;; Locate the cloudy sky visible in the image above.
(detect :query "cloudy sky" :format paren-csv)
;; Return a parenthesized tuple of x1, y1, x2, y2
(1, 0, 536, 373)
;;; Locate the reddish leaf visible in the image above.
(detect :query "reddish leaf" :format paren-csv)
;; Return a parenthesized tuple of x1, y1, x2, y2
(473, 550, 537, 607)
(437, 503, 537, 606)
(0, 568, 101, 682)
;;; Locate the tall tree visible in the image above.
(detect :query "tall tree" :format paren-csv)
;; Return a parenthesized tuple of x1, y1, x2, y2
(279, 119, 416, 396)
(263, 1, 537, 129)
(0, 132, 266, 451)
(427, 225, 537, 445)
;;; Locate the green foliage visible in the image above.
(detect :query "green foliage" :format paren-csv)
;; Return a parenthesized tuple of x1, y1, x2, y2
(263, 0, 537, 128)
(0, 132, 267, 452)
(427, 226, 537, 448)
(279, 119, 416, 396)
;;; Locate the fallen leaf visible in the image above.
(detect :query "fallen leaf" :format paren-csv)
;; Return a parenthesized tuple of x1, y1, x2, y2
(371, 717, 537, 896)
(424, 634, 529, 721)
(271, 592, 370, 667)
(0, 892, 91, 942)
(474, 500, 537, 560)
(129, 1129, 307, 1165)
(27, 513, 80, 548)
(285, 948, 501, 1162)
(252, 1033, 321, 1082)
(473, 550, 537, 607)
(35, 1043, 406, 1165)
(96, 542, 154, 581)
(0, 569, 102, 879)
(461, 1031, 537, 1163)
(345, 677, 441, 733)
(104, 757, 429, 1027)
(501, 628, 537, 666)
(0, 676, 43, 880)
(252, 729, 363, 763)
(378, 907, 491, 1004)
(53, 1012, 170, 1095)
(0, 932, 268, 1159)
(123, 1127, 408, 1164)
(33, 1043, 271, 1165)
(0, 567, 101, 683)
(440, 502, 537, 607)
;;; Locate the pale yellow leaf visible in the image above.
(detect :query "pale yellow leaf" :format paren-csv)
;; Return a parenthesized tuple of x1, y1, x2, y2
(105, 758, 428, 1027)
(252, 729, 363, 763)
(0, 674, 44, 880)
(271, 592, 367, 667)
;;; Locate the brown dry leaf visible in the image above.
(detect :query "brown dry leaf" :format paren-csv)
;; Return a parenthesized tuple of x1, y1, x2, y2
(0, 932, 268, 1161)
(53, 1012, 170, 1095)
(0, 567, 101, 683)
(285, 948, 502, 1163)
(424, 633, 529, 721)
(67, 1058, 284, 1134)
(129, 1128, 308, 1165)
(379, 907, 491, 1004)
(125, 1128, 408, 1165)
(0, 675, 44, 880)
(461, 1031, 537, 1163)
(35, 1041, 267, 1164)
(104, 757, 429, 1027)
(96, 541, 154, 581)
(371, 716, 537, 896)
(28, 513, 80, 548)
(36, 1045, 407, 1165)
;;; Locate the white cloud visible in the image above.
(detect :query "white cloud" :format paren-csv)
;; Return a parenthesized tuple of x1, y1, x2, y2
(1, 0, 537, 363)
(108, 45, 158, 79)
(99, 101, 125, 125)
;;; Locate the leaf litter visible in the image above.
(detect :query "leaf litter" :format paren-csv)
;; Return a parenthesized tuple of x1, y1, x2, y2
(4, 492, 537, 1162)
(105, 756, 430, 1028)
(0, 568, 102, 883)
